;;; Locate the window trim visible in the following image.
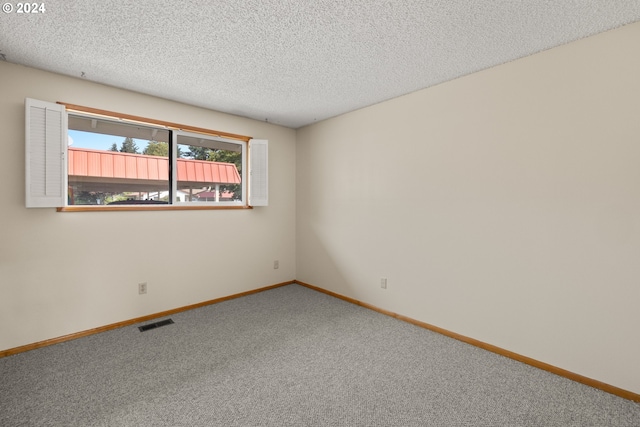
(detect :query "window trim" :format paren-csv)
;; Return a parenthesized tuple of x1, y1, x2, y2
(57, 204, 252, 212)
(26, 99, 267, 211)
(59, 102, 251, 143)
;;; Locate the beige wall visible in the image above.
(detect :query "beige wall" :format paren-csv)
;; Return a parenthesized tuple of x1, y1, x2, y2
(296, 22, 640, 394)
(0, 61, 296, 351)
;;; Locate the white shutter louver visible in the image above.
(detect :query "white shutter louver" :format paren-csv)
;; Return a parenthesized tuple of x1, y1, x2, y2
(249, 139, 268, 206)
(25, 98, 67, 208)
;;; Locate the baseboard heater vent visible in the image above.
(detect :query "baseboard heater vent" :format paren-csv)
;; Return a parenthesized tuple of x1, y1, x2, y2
(138, 319, 174, 332)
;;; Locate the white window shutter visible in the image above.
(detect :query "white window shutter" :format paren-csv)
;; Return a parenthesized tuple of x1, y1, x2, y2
(249, 139, 268, 206)
(25, 98, 67, 208)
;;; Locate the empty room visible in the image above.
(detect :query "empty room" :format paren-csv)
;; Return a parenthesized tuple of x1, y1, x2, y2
(1, 1, 639, 425)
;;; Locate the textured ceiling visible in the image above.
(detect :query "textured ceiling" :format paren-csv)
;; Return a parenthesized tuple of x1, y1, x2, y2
(2, 1, 640, 128)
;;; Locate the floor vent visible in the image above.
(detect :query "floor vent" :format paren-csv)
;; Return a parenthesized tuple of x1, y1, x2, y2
(138, 319, 174, 332)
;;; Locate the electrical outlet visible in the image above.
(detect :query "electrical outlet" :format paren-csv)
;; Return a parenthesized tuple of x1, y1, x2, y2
(380, 278, 387, 289)
(138, 282, 147, 295)
(274, 260, 279, 269)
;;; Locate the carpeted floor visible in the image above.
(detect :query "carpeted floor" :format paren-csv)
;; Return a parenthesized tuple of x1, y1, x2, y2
(1, 284, 638, 426)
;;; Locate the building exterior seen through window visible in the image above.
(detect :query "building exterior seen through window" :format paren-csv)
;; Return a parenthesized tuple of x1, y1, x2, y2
(67, 114, 244, 205)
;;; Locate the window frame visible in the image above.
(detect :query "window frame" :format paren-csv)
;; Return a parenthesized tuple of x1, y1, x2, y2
(25, 99, 267, 211)
(172, 130, 247, 207)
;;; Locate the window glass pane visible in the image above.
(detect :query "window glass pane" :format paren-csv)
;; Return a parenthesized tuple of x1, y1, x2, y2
(67, 115, 170, 205)
(176, 134, 243, 203)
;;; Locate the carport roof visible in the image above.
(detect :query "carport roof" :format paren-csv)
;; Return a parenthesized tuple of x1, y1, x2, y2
(68, 147, 241, 185)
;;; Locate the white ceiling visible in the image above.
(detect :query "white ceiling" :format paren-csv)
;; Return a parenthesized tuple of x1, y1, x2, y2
(2, 1, 640, 129)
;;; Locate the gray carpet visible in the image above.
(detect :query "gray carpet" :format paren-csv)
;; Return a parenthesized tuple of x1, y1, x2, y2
(1, 284, 638, 426)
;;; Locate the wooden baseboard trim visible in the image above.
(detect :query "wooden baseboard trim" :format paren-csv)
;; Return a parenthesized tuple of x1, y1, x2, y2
(5, 279, 638, 403)
(294, 280, 640, 403)
(0, 280, 294, 359)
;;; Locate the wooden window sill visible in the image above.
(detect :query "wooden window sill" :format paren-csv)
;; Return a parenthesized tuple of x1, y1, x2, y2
(57, 205, 253, 212)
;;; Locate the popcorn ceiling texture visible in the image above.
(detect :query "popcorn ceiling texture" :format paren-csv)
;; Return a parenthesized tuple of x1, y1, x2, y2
(2, 0, 639, 128)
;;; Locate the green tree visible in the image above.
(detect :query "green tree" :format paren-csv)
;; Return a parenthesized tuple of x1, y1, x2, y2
(109, 143, 118, 152)
(143, 141, 182, 157)
(186, 145, 209, 160)
(119, 137, 139, 154)
(143, 141, 169, 157)
(208, 150, 241, 172)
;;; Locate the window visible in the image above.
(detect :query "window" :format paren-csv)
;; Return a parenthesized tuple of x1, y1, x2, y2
(66, 116, 246, 206)
(174, 131, 245, 204)
(25, 99, 268, 209)
(67, 115, 171, 205)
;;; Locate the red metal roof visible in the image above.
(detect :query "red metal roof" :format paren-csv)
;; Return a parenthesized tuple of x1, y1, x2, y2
(68, 147, 240, 184)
